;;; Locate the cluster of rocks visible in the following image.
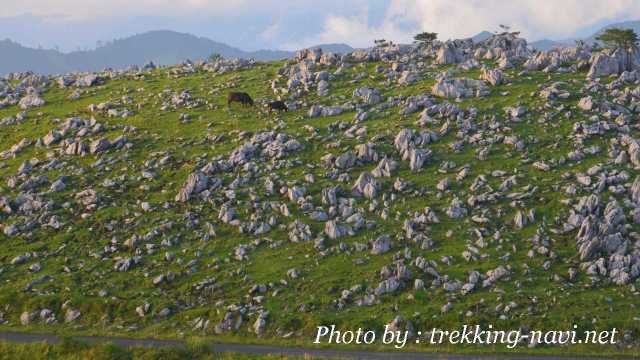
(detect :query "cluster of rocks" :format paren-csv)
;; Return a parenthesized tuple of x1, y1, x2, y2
(432, 77, 490, 98)
(565, 193, 640, 285)
(0, 73, 50, 109)
(57, 73, 104, 88)
(272, 47, 346, 99)
(204, 57, 256, 74)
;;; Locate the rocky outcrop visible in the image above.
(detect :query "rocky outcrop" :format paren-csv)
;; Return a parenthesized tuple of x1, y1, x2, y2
(587, 48, 640, 79)
(436, 42, 465, 64)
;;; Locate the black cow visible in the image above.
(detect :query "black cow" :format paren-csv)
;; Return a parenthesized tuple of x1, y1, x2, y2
(227, 92, 254, 107)
(267, 100, 288, 113)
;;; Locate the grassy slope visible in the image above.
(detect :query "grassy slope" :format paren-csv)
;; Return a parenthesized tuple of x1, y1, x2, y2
(0, 57, 638, 357)
(0, 338, 306, 360)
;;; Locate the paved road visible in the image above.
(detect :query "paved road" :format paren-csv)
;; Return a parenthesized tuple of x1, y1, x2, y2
(0, 331, 618, 359)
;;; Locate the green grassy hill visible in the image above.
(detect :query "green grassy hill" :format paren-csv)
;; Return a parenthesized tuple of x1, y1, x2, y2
(0, 36, 638, 357)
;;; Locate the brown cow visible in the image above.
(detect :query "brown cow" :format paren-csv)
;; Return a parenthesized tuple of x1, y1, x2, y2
(227, 92, 254, 107)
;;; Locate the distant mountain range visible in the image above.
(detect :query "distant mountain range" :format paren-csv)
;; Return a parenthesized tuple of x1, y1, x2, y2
(2, 20, 639, 75)
(0, 30, 354, 75)
(471, 31, 494, 43)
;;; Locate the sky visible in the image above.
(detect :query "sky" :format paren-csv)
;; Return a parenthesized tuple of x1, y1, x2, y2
(1, 0, 640, 52)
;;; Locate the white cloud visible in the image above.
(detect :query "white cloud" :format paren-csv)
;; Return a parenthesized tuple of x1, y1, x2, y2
(300, 0, 640, 48)
(260, 21, 282, 42)
(4, 0, 640, 51)
(1, 0, 355, 21)
(318, 12, 410, 46)
(390, 0, 640, 40)
(288, 6, 413, 49)
(0, 0, 256, 20)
